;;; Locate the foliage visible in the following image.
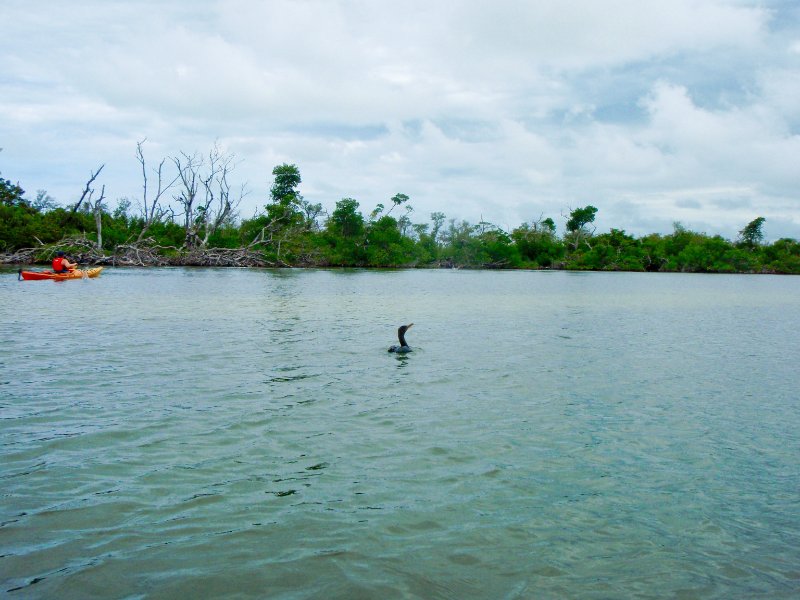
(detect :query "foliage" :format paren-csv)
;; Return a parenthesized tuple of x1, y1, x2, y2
(565, 205, 598, 233)
(512, 218, 564, 267)
(270, 164, 302, 206)
(761, 238, 800, 273)
(2, 161, 799, 275)
(564, 205, 598, 251)
(1, 175, 26, 207)
(323, 198, 367, 265)
(738, 216, 766, 248)
(365, 216, 414, 266)
(566, 229, 643, 271)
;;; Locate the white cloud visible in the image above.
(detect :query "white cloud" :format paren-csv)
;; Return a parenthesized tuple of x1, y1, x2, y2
(0, 0, 797, 240)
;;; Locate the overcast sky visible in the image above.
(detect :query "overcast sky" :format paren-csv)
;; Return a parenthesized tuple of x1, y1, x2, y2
(2, 0, 799, 239)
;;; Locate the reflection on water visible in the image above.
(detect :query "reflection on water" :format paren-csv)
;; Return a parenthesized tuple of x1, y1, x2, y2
(1, 267, 799, 598)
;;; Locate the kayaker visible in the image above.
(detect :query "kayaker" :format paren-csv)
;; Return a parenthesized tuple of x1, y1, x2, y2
(52, 251, 77, 273)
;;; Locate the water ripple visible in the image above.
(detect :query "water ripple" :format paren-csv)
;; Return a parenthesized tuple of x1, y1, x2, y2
(1, 268, 799, 598)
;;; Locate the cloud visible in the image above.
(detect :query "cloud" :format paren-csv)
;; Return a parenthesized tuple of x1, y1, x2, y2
(1, 0, 798, 240)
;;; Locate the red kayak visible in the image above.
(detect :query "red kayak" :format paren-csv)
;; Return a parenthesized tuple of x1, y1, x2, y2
(18, 267, 104, 281)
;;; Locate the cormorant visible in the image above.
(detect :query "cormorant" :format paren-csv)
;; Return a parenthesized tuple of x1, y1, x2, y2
(388, 323, 414, 353)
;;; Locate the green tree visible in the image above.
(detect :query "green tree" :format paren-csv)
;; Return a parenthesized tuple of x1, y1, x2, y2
(566, 205, 598, 233)
(564, 205, 598, 250)
(761, 238, 800, 274)
(386, 193, 409, 216)
(478, 227, 521, 267)
(324, 198, 367, 265)
(328, 198, 364, 238)
(430, 212, 446, 243)
(639, 233, 669, 271)
(568, 229, 642, 271)
(270, 163, 302, 205)
(33, 190, 58, 212)
(673, 235, 755, 273)
(255, 163, 309, 261)
(0, 174, 26, 207)
(366, 215, 414, 266)
(441, 219, 482, 266)
(512, 217, 564, 267)
(738, 217, 766, 248)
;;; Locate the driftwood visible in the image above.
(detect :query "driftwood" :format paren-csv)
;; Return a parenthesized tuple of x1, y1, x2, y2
(0, 236, 277, 268)
(108, 239, 275, 267)
(0, 247, 38, 265)
(0, 236, 104, 266)
(108, 239, 174, 267)
(174, 247, 273, 267)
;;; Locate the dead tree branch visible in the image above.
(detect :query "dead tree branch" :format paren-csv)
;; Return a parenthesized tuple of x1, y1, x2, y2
(71, 164, 105, 213)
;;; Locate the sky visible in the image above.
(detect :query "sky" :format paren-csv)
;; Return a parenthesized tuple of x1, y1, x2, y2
(1, 0, 799, 240)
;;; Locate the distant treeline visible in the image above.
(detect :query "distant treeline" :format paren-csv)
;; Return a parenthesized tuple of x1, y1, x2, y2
(2, 155, 799, 273)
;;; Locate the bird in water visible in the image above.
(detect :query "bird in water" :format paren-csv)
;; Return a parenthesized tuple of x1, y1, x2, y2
(388, 323, 414, 353)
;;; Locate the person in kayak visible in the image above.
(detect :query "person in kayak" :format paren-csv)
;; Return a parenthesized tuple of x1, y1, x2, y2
(52, 251, 77, 273)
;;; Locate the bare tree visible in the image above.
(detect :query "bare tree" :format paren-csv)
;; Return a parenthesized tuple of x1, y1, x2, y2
(173, 150, 204, 248)
(136, 139, 179, 242)
(71, 164, 104, 213)
(70, 166, 107, 248)
(91, 184, 107, 249)
(199, 151, 246, 247)
(173, 143, 245, 248)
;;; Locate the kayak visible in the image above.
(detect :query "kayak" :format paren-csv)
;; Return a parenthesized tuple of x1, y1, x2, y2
(18, 267, 104, 281)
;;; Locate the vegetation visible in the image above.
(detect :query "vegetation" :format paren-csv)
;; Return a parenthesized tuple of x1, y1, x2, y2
(1, 153, 799, 273)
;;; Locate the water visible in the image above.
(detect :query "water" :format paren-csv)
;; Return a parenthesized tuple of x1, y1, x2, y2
(1, 267, 799, 599)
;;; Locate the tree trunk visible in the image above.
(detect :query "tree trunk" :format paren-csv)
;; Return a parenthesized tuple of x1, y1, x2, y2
(95, 184, 106, 249)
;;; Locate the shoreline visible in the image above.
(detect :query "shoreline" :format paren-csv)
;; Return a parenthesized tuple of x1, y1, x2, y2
(3, 257, 793, 276)
(2, 236, 797, 275)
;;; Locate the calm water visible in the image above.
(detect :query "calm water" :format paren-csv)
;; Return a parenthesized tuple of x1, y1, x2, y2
(1, 267, 799, 599)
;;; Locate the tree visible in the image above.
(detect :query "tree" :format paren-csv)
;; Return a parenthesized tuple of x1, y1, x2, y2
(136, 139, 179, 242)
(199, 146, 245, 247)
(762, 238, 800, 273)
(512, 216, 563, 267)
(173, 144, 245, 248)
(0, 170, 37, 251)
(262, 163, 304, 236)
(366, 215, 406, 266)
(0, 176, 25, 207)
(565, 205, 598, 234)
(0, 149, 27, 208)
(568, 228, 642, 271)
(328, 198, 364, 238)
(397, 205, 414, 237)
(69, 165, 107, 248)
(324, 198, 366, 265)
(386, 193, 409, 216)
(33, 190, 58, 212)
(739, 217, 766, 248)
(91, 186, 107, 249)
(564, 205, 598, 250)
(478, 226, 521, 267)
(270, 164, 301, 205)
(248, 164, 312, 262)
(173, 150, 202, 247)
(299, 199, 323, 230)
(113, 198, 131, 222)
(430, 212, 446, 244)
(441, 219, 482, 266)
(71, 164, 104, 213)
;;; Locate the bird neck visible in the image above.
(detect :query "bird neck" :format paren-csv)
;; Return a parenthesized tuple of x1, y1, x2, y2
(398, 330, 408, 347)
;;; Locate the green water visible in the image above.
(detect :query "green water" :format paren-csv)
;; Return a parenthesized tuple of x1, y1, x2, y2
(1, 267, 799, 598)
